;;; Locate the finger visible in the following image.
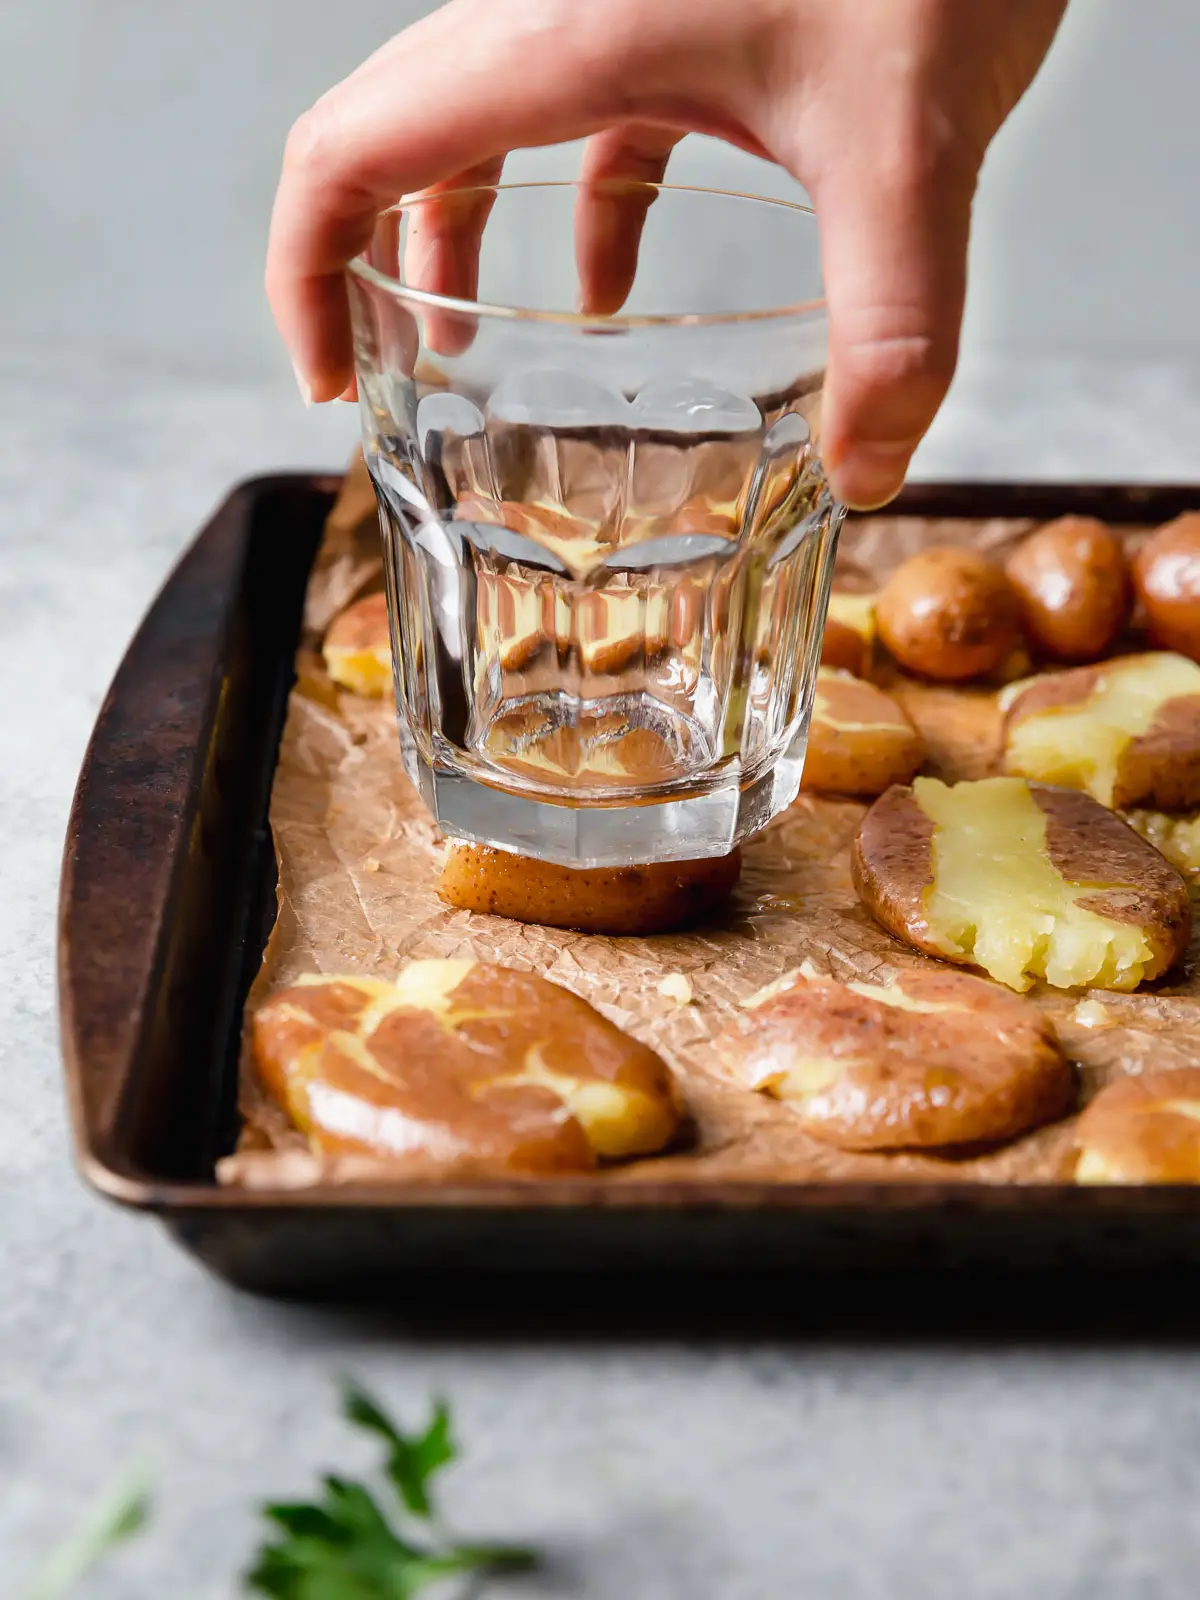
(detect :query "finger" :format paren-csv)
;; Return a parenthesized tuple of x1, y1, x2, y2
(267, 0, 783, 401)
(267, 0, 629, 401)
(402, 157, 506, 355)
(811, 151, 976, 511)
(574, 124, 682, 315)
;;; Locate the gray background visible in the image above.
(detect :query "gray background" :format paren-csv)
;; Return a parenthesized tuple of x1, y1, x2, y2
(5, 2, 1200, 1595)
(4, 0, 1200, 381)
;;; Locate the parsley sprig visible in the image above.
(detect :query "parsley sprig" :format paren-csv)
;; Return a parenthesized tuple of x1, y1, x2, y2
(25, 1388, 537, 1599)
(246, 1383, 537, 1598)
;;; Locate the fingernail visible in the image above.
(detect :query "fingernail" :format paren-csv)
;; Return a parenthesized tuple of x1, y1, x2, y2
(292, 359, 313, 409)
(831, 441, 912, 511)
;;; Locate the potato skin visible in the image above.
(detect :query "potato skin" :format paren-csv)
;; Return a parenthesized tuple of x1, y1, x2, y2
(1005, 516, 1130, 663)
(253, 963, 680, 1171)
(801, 673, 924, 797)
(850, 785, 941, 958)
(438, 842, 742, 934)
(1002, 657, 1200, 810)
(875, 547, 1020, 681)
(1036, 785, 1191, 957)
(1134, 513, 1200, 662)
(1075, 1068, 1200, 1183)
(819, 592, 876, 677)
(322, 592, 392, 696)
(820, 617, 870, 676)
(852, 780, 1192, 983)
(722, 967, 1071, 1151)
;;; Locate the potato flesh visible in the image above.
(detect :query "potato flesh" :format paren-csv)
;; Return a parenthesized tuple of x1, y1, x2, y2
(494, 1041, 672, 1159)
(740, 1053, 843, 1100)
(812, 673, 907, 735)
(294, 961, 475, 1018)
(1125, 809, 1200, 881)
(324, 642, 391, 696)
(1006, 654, 1200, 806)
(917, 776, 1154, 992)
(827, 592, 876, 640)
(841, 979, 959, 1014)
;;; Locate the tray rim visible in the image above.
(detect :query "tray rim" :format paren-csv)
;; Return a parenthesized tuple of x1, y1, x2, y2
(58, 469, 1200, 1218)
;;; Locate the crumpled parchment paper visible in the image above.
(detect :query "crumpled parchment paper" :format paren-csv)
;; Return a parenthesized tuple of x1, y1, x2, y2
(218, 455, 1200, 1189)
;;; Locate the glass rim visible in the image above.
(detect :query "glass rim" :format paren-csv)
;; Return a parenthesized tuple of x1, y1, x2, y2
(347, 179, 826, 329)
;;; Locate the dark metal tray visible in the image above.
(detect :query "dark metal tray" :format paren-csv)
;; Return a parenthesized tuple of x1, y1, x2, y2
(57, 472, 1200, 1298)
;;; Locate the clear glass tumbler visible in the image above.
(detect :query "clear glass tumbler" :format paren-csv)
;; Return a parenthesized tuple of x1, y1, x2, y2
(348, 181, 842, 867)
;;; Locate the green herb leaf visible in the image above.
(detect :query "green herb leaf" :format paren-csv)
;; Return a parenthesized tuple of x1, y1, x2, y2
(25, 1467, 151, 1600)
(341, 1385, 456, 1519)
(249, 1477, 425, 1599)
(247, 1389, 539, 1599)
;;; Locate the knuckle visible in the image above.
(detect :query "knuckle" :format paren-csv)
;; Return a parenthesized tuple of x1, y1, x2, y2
(839, 323, 957, 441)
(284, 98, 339, 181)
(850, 329, 954, 392)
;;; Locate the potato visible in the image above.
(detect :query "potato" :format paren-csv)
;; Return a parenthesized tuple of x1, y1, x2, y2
(800, 669, 924, 797)
(1124, 808, 1200, 888)
(1075, 1069, 1200, 1183)
(475, 570, 554, 672)
(437, 840, 742, 934)
(1004, 515, 1130, 662)
(875, 547, 1020, 682)
(252, 961, 681, 1171)
(1133, 512, 1200, 661)
(721, 965, 1071, 1151)
(851, 775, 1191, 992)
(322, 592, 392, 696)
(1002, 652, 1200, 809)
(454, 494, 609, 574)
(577, 587, 668, 675)
(820, 591, 876, 677)
(460, 491, 711, 680)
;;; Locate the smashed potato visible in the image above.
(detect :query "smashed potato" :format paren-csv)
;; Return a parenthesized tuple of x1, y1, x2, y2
(1075, 1069, 1200, 1184)
(1005, 516, 1130, 663)
(875, 547, 1020, 682)
(800, 669, 924, 797)
(820, 591, 876, 677)
(1133, 513, 1200, 662)
(1125, 809, 1200, 887)
(721, 966, 1071, 1150)
(322, 592, 391, 696)
(252, 961, 680, 1170)
(1002, 652, 1200, 809)
(852, 776, 1191, 992)
(437, 840, 741, 934)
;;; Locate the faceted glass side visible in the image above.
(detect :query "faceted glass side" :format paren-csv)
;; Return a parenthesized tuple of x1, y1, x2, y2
(359, 368, 841, 866)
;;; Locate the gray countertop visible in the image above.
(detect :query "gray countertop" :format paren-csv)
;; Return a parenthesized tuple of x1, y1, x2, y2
(5, 342, 1200, 1598)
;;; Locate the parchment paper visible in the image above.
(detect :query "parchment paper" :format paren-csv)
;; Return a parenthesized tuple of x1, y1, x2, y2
(219, 455, 1200, 1189)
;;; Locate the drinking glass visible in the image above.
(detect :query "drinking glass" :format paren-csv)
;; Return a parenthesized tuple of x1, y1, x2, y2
(347, 180, 842, 867)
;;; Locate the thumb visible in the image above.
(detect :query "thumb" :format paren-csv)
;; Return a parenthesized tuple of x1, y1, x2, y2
(813, 154, 976, 511)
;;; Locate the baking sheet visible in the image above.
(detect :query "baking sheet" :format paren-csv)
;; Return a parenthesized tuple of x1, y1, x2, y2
(219, 456, 1200, 1190)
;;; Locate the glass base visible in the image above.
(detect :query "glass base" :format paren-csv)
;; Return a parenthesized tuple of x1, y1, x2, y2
(401, 731, 807, 868)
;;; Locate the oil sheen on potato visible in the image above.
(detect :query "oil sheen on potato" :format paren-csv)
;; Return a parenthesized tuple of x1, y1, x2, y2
(1005, 653, 1200, 806)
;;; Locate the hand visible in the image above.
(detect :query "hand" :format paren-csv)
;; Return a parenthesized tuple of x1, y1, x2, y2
(266, 0, 1066, 509)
